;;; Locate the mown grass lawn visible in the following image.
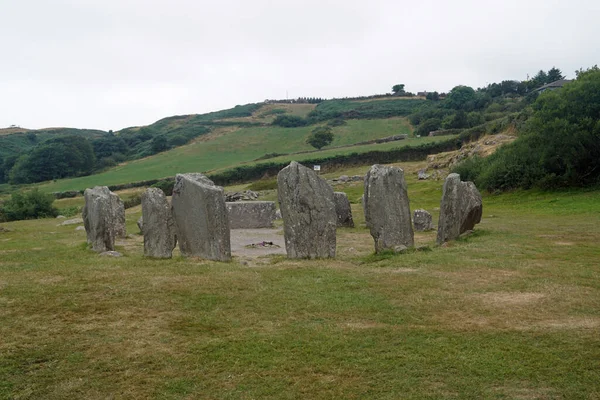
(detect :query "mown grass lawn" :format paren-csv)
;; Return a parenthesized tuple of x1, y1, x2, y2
(1, 164, 599, 399)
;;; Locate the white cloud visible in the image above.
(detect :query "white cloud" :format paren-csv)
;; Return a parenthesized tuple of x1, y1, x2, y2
(1, 0, 598, 131)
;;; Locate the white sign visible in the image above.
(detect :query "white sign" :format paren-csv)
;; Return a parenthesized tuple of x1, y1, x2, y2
(313, 165, 321, 171)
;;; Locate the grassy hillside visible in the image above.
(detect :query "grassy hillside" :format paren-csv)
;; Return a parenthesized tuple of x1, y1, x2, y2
(38, 118, 422, 192)
(1, 161, 599, 398)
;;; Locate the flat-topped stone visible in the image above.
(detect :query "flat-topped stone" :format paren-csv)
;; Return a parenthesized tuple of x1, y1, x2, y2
(226, 201, 276, 229)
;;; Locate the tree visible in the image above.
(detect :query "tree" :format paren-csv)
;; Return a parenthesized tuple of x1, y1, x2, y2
(445, 85, 476, 110)
(454, 67, 600, 191)
(426, 91, 440, 101)
(151, 135, 168, 153)
(306, 126, 334, 149)
(1, 154, 19, 184)
(547, 67, 565, 83)
(8, 136, 96, 184)
(392, 84, 406, 95)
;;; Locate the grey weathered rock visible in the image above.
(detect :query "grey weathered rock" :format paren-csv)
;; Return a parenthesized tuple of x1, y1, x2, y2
(56, 215, 66, 219)
(225, 190, 259, 202)
(275, 209, 282, 220)
(226, 201, 276, 229)
(137, 216, 144, 233)
(109, 192, 126, 238)
(417, 169, 430, 180)
(277, 161, 336, 259)
(100, 251, 122, 257)
(413, 209, 434, 231)
(82, 187, 117, 252)
(142, 188, 177, 258)
(59, 217, 84, 226)
(171, 173, 231, 261)
(436, 173, 483, 244)
(75, 226, 85, 231)
(333, 192, 354, 228)
(394, 245, 408, 254)
(363, 164, 414, 252)
(338, 175, 349, 182)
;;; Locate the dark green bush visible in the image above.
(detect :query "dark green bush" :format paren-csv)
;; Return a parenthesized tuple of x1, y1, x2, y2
(272, 115, 308, 128)
(123, 193, 142, 209)
(454, 67, 600, 191)
(0, 189, 58, 221)
(150, 179, 175, 196)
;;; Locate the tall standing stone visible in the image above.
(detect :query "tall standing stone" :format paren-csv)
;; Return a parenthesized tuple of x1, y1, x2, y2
(333, 192, 354, 228)
(277, 161, 336, 258)
(142, 188, 177, 258)
(171, 173, 231, 261)
(109, 191, 126, 238)
(83, 186, 118, 252)
(364, 165, 414, 252)
(436, 173, 483, 244)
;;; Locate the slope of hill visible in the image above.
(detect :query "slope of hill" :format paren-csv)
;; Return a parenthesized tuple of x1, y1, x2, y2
(38, 117, 429, 192)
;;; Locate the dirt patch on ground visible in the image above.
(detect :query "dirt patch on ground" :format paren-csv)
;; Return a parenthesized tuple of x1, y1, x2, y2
(340, 321, 389, 330)
(230, 228, 286, 258)
(475, 292, 545, 306)
(391, 268, 419, 273)
(533, 317, 600, 330)
(431, 268, 520, 286)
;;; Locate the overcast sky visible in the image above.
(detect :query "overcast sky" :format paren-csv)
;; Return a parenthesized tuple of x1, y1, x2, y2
(1, 0, 598, 132)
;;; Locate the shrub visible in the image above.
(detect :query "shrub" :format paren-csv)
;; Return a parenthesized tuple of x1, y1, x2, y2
(123, 193, 142, 209)
(151, 179, 175, 196)
(0, 189, 58, 221)
(416, 118, 442, 136)
(272, 115, 308, 128)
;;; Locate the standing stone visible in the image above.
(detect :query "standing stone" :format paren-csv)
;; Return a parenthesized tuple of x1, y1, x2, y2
(83, 186, 117, 252)
(364, 165, 414, 252)
(109, 192, 126, 238)
(171, 173, 231, 261)
(436, 173, 483, 244)
(277, 161, 336, 259)
(142, 188, 177, 258)
(333, 192, 354, 228)
(413, 209, 434, 232)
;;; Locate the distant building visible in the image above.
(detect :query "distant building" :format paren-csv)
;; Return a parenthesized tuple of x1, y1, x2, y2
(417, 91, 429, 97)
(534, 79, 572, 93)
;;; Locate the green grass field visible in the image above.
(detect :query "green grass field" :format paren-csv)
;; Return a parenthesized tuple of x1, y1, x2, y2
(1, 161, 599, 399)
(37, 118, 422, 193)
